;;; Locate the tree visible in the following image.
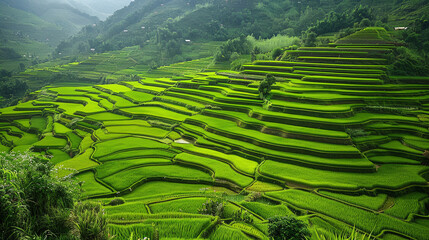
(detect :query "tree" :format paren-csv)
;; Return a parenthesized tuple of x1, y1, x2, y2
(304, 32, 317, 47)
(268, 215, 310, 240)
(258, 74, 276, 100)
(251, 46, 261, 62)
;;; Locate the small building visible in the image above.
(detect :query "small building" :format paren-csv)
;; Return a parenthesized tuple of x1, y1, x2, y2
(394, 27, 408, 30)
(185, 39, 191, 43)
(123, 29, 129, 33)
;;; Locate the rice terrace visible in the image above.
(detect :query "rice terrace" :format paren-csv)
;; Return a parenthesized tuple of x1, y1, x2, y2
(0, 0, 429, 240)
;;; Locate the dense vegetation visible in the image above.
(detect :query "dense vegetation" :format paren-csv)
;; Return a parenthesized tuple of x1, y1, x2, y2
(0, 0, 429, 239)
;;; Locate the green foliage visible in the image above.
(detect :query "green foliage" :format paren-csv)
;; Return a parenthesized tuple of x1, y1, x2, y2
(303, 32, 317, 47)
(247, 35, 300, 53)
(388, 15, 429, 76)
(214, 36, 251, 62)
(306, 5, 374, 36)
(0, 152, 78, 239)
(258, 74, 276, 100)
(232, 209, 253, 224)
(388, 47, 429, 76)
(70, 202, 110, 240)
(198, 198, 225, 218)
(308, 227, 373, 240)
(108, 198, 125, 206)
(268, 215, 310, 240)
(244, 192, 262, 202)
(271, 48, 283, 60)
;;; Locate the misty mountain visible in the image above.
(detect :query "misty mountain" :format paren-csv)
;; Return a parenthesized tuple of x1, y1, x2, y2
(56, 0, 425, 58)
(0, 0, 99, 65)
(64, 0, 134, 20)
(0, 0, 98, 35)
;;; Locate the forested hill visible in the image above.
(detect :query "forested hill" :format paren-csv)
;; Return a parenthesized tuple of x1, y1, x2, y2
(0, 0, 98, 65)
(55, 0, 429, 57)
(0, 0, 98, 37)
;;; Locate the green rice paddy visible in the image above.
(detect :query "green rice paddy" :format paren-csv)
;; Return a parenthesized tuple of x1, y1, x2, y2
(0, 28, 428, 239)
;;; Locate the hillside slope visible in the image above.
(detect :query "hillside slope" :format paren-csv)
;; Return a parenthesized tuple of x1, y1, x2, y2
(0, 0, 98, 71)
(0, 28, 428, 240)
(56, 0, 429, 58)
(64, 0, 133, 20)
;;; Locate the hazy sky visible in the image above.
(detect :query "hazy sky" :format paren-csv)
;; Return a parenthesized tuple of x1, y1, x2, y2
(64, 0, 133, 20)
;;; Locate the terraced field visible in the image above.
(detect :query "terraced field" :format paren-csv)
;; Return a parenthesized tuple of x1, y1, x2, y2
(1, 28, 428, 239)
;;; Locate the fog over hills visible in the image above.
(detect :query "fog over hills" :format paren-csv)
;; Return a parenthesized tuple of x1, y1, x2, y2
(63, 0, 134, 20)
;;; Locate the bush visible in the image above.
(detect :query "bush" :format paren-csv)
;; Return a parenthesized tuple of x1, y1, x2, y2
(198, 198, 225, 218)
(230, 58, 248, 71)
(271, 48, 283, 60)
(232, 209, 253, 224)
(244, 192, 262, 202)
(108, 198, 125, 206)
(70, 202, 110, 240)
(258, 74, 276, 100)
(0, 152, 79, 239)
(268, 215, 310, 240)
(214, 35, 251, 62)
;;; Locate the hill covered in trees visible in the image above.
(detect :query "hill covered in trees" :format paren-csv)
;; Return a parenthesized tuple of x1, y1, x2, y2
(0, 0, 98, 71)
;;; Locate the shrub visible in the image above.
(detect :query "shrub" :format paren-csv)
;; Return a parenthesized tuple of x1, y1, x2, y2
(198, 198, 225, 218)
(108, 198, 125, 206)
(258, 74, 276, 100)
(230, 58, 248, 71)
(271, 48, 283, 60)
(268, 215, 310, 240)
(0, 168, 27, 240)
(70, 202, 111, 240)
(232, 209, 253, 224)
(244, 192, 262, 202)
(0, 152, 78, 239)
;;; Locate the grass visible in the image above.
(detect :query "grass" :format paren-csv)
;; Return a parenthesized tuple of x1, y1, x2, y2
(180, 123, 372, 170)
(266, 189, 429, 239)
(149, 197, 208, 214)
(384, 192, 428, 219)
(209, 225, 251, 240)
(122, 91, 155, 103)
(102, 119, 151, 127)
(56, 149, 99, 178)
(97, 149, 177, 162)
(0, 27, 428, 240)
(246, 181, 283, 192)
(79, 134, 94, 153)
(92, 137, 170, 159)
(174, 153, 254, 188)
(240, 201, 293, 219)
(95, 84, 132, 94)
(85, 112, 131, 121)
(74, 171, 113, 197)
(259, 160, 428, 190)
(318, 191, 388, 211)
(102, 165, 213, 191)
(47, 149, 70, 165)
(247, 35, 300, 53)
(33, 135, 68, 149)
(118, 106, 190, 122)
(123, 181, 227, 200)
(105, 125, 170, 138)
(172, 143, 258, 175)
(109, 218, 211, 239)
(202, 109, 349, 139)
(95, 158, 172, 179)
(13, 132, 39, 146)
(104, 201, 148, 215)
(187, 114, 363, 159)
